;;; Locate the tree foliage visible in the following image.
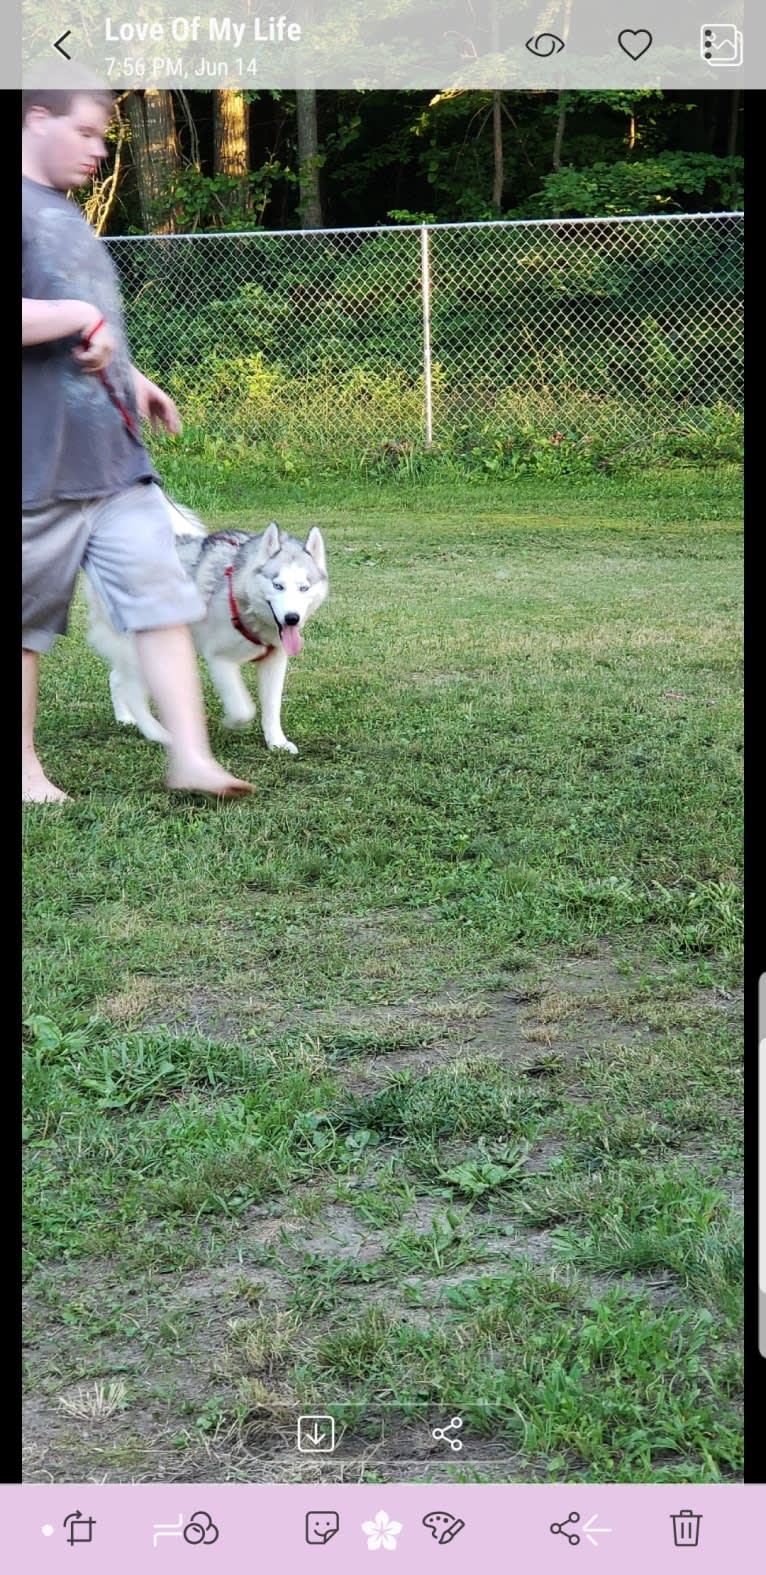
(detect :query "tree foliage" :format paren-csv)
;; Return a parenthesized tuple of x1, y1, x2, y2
(89, 88, 742, 235)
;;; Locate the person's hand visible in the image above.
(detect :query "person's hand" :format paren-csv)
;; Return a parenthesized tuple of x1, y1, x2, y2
(72, 313, 116, 373)
(133, 370, 182, 435)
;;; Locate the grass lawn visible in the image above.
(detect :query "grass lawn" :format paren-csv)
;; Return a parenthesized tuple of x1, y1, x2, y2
(22, 466, 743, 1484)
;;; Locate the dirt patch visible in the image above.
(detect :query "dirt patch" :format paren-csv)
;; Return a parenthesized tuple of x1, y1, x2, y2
(95, 974, 163, 1025)
(522, 1136, 567, 1174)
(278, 1205, 389, 1266)
(143, 977, 482, 1050)
(468, 991, 650, 1071)
(140, 940, 733, 1087)
(464, 947, 742, 1080)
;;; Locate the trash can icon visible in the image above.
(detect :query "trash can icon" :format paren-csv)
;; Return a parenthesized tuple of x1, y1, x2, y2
(671, 1510, 702, 1547)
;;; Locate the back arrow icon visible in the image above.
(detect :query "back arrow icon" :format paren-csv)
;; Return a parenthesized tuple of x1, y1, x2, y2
(54, 32, 72, 60)
(583, 1513, 612, 1547)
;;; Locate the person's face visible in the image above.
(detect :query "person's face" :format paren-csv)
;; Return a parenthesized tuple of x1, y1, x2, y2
(24, 95, 111, 190)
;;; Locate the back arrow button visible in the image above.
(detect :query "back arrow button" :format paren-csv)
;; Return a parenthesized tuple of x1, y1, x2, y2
(53, 32, 72, 60)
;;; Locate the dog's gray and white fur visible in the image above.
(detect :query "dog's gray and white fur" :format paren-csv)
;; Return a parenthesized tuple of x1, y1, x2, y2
(83, 490, 328, 755)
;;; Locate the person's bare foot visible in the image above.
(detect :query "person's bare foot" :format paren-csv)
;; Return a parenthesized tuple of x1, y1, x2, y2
(165, 757, 253, 798)
(22, 765, 70, 803)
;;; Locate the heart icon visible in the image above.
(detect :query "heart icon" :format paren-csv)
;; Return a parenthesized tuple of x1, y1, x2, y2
(618, 29, 653, 60)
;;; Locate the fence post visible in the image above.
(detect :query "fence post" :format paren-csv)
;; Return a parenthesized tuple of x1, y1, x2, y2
(420, 224, 434, 449)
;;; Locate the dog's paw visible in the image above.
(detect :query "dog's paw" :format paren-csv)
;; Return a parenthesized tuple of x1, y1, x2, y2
(143, 725, 172, 746)
(266, 736, 299, 755)
(110, 690, 139, 725)
(223, 712, 255, 731)
(122, 717, 171, 745)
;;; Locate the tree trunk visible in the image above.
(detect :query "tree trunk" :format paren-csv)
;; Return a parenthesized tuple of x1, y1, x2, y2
(726, 89, 741, 158)
(83, 97, 127, 236)
(295, 89, 323, 229)
(552, 92, 567, 171)
(492, 91, 504, 208)
(702, 95, 719, 153)
(127, 90, 180, 233)
(213, 90, 250, 212)
(550, 1, 572, 181)
(726, 89, 741, 207)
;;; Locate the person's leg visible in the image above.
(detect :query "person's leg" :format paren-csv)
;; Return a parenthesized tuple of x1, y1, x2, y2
(22, 501, 88, 804)
(133, 624, 252, 794)
(84, 484, 252, 797)
(21, 648, 69, 802)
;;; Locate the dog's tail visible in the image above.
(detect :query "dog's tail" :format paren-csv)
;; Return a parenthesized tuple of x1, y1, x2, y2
(156, 486, 207, 540)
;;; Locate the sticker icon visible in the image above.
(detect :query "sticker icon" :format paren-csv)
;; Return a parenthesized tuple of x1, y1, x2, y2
(306, 1512, 340, 1545)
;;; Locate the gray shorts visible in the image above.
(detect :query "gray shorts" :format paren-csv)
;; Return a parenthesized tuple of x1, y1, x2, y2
(22, 481, 206, 654)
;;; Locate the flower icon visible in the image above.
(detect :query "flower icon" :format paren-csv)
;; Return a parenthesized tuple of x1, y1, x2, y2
(362, 1510, 403, 1551)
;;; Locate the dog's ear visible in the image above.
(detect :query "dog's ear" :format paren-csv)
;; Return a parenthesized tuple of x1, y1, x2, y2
(304, 526, 327, 576)
(252, 522, 281, 565)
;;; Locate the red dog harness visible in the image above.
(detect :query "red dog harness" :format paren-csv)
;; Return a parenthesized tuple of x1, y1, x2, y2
(223, 565, 276, 661)
(77, 325, 278, 665)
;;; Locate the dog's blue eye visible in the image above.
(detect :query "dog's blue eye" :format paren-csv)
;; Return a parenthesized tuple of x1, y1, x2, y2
(299, 584, 309, 593)
(273, 581, 284, 591)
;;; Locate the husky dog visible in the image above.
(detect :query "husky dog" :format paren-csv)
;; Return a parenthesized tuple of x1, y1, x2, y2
(84, 491, 328, 755)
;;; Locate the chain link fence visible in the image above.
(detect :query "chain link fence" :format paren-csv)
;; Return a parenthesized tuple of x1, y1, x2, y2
(105, 213, 743, 466)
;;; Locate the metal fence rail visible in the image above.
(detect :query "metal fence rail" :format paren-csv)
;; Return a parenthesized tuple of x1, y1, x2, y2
(105, 212, 743, 458)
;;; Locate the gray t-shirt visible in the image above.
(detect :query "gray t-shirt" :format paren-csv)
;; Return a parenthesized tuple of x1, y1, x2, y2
(22, 175, 159, 510)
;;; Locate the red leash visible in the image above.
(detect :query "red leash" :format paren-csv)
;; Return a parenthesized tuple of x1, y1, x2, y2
(78, 326, 275, 659)
(79, 316, 140, 438)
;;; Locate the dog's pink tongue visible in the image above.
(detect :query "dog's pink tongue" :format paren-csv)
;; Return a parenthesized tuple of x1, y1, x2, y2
(280, 626, 303, 656)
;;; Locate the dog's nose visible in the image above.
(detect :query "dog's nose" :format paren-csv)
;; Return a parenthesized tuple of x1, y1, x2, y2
(284, 612, 300, 626)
